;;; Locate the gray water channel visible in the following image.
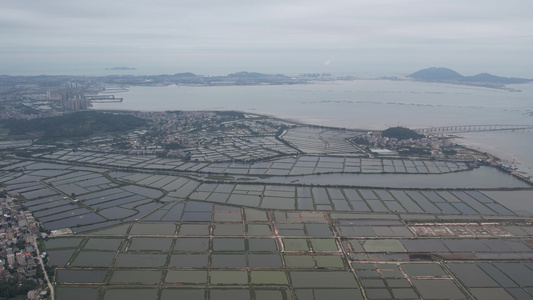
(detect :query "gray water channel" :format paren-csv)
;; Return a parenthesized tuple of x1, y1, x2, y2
(252, 166, 530, 189)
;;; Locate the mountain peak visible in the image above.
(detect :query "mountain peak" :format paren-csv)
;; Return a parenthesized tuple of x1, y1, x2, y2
(407, 67, 464, 81)
(407, 67, 531, 85)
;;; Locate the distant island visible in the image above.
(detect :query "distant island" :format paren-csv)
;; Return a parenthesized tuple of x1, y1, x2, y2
(105, 67, 136, 71)
(0, 71, 311, 89)
(408, 67, 532, 90)
(1, 69, 530, 93)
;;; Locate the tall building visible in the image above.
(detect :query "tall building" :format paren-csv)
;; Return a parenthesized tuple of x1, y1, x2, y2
(6, 253, 14, 266)
(61, 86, 88, 111)
(16, 252, 26, 265)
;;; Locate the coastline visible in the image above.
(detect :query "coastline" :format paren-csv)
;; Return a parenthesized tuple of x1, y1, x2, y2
(453, 132, 533, 181)
(90, 80, 533, 182)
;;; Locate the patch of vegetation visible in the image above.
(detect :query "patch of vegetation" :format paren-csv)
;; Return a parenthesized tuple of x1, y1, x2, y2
(442, 149, 458, 155)
(163, 143, 186, 150)
(382, 126, 423, 140)
(0, 278, 37, 299)
(352, 137, 370, 146)
(398, 146, 431, 156)
(1, 111, 147, 141)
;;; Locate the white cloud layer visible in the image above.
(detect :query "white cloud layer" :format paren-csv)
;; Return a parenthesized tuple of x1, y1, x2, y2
(1, 0, 532, 76)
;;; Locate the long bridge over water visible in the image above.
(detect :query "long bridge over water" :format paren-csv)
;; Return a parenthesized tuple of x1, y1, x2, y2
(415, 124, 533, 134)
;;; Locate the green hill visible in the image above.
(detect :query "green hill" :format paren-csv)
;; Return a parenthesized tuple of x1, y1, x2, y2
(382, 127, 423, 140)
(1, 111, 147, 141)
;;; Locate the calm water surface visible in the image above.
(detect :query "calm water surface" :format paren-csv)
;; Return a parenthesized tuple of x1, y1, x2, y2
(455, 130, 533, 178)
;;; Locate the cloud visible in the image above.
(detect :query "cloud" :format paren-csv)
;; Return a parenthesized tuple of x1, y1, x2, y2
(1, 0, 533, 76)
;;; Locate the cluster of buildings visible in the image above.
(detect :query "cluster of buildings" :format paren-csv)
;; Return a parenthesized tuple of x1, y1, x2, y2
(72, 111, 288, 161)
(0, 191, 47, 298)
(356, 132, 455, 152)
(128, 111, 251, 155)
(0, 104, 38, 120)
(69, 111, 294, 163)
(60, 89, 88, 110)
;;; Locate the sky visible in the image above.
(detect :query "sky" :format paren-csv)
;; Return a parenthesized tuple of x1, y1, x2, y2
(1, 0, 533, 77)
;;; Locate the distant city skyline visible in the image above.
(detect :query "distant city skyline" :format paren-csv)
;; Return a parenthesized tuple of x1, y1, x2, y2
(2, 0, 533, 77)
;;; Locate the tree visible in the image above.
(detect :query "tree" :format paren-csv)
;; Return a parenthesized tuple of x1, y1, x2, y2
(0, 278, 37, 298)
(15, 239, 25, 250)
(382, 127, 423, 140)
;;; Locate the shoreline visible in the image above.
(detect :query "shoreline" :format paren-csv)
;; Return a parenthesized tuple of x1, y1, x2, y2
(453, 132, 533, 180)
(89, 80, 533, 183)
(92, 107, 532, 185)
